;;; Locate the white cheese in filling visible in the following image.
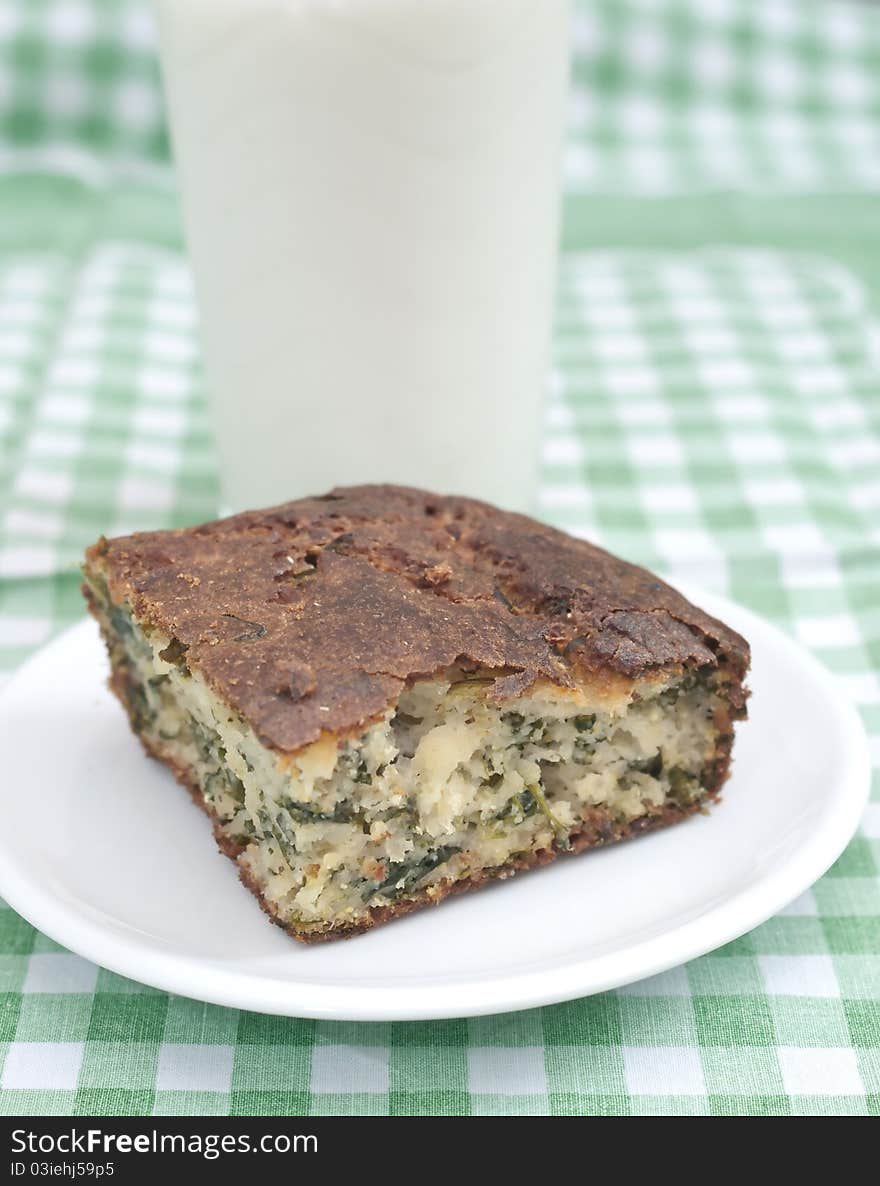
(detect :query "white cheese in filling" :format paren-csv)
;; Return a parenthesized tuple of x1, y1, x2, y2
(98, 595, 724, 934)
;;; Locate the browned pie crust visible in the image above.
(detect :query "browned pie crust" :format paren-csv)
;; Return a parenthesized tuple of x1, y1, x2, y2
(86, 484, 749, 756)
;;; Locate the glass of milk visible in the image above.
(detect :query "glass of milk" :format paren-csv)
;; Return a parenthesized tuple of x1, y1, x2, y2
(153, 0, 572, 513)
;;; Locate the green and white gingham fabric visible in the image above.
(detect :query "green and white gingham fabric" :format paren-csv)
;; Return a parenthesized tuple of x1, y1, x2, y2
(566, 0, 880, 193)
(0, 0, 879, 1117)
(0, 0, 167, 166)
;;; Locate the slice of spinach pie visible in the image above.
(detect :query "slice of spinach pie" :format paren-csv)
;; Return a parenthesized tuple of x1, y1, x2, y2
(82, 484, 749, 942)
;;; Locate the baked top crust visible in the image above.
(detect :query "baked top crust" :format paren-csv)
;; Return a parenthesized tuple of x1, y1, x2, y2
(84, 484, 749, 755)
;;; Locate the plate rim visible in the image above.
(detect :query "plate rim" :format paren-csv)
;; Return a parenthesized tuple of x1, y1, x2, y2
(0, 584, 870, 1020)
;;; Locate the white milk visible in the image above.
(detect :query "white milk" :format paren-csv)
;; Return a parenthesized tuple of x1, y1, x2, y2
(153, 0, 572, 512)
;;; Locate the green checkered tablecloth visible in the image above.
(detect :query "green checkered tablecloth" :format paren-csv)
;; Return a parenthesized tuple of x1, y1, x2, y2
(0, 0, 879, 1117)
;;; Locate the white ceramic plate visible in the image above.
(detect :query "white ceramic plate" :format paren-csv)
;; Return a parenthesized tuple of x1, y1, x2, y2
(0, 585, 869, 1020)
